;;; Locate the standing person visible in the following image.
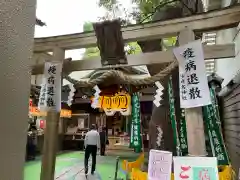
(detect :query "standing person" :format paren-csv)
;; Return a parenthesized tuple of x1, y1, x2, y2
(30, 125, 38, 160)
(26, 129, 32, 160)
(27, 125, 38, 160)
(99, 126, 107, 156)
(84, 124, 100, 175)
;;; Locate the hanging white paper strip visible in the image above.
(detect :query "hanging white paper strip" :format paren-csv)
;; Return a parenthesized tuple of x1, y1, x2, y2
(38, 62, 63, 112)
(148, 149, 172, 180)
(67, 83, 76, 106)
(91, 85, 101, 109)
(173, 40, 211, 108)
(156, 126, 163, 147)
(153, 81, 164, 107)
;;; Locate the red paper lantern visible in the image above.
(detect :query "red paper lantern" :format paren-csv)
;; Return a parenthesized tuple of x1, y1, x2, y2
(29, 99, 33, 112)
(29, 99, 33, 107)
(39, 120, 45, 129)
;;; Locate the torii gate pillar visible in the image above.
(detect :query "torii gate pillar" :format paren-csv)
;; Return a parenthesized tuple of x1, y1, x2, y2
(40, 47, 65, 180)
(178, 28, 207, 156)
(0, 0, 37, 179)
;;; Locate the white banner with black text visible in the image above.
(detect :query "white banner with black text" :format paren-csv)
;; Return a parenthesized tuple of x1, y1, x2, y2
(173, 40, 211, 108)
(38, 62, 63, 112)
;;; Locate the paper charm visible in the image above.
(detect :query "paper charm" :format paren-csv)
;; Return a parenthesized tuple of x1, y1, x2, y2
(153, 81, 164, 107)
(156, 126, 163, 147)
(91, 85, 101, 109)
(67, 83, 76, 106)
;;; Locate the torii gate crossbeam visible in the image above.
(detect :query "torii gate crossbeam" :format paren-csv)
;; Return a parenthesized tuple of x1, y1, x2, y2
(31, 5, 240, 75)
(33, 5, 240, 52)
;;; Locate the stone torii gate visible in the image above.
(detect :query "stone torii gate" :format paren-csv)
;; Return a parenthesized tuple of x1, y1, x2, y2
(1, 2, 239, 180)
(32, 5, 240, 180)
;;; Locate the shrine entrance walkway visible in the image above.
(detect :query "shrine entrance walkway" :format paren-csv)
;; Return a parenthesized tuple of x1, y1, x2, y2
(24, 150, 139, 180)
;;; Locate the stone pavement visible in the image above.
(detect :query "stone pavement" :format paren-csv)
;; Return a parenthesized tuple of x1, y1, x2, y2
(55, 159, 100, 180)
(54, 156, 113, 180)
(24, 151, 133, 180)
(52, 151, 137, 180)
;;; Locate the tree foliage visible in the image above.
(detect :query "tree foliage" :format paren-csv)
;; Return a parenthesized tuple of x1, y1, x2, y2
(83, 46, 100, 59)
(98, 0, 179, 23)
(97, 0, 179, 49)
(125, 42, 142, 55)
(83, 0, 193, 58)
(83, 22, 100, 58)
(83, 22, 94, 32)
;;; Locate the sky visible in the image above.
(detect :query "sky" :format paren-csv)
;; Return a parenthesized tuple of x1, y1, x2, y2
(34, 0, 149, 85)
(34, 0, 107, 85)
(35, 0, 106, 60)
(35, 0, 105, 38)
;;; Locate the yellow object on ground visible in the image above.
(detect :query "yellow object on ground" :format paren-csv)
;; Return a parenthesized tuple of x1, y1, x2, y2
(130, 165, 235, 180)
(122, 153, 144, 172)
(219, 165, 236, 180)
(131, 168, 147, 180)
(131, 168, 175, 180)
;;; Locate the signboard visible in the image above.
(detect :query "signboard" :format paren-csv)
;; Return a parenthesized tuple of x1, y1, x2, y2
(173, 157, 219, 180)
(78, 118, 84, 129)
(168, 76, 182, 156)
(38, 62, 62, 112)
(179, 109, 188, 155)
(29, 107, 72, 118)
(91, 92, 131, 116)
(173, 40, 211, 108)
(108, 129, 113, 136)
(130, 94, 142, 152)
(148, 150, 172, 180)
(203, 88, 229, 165)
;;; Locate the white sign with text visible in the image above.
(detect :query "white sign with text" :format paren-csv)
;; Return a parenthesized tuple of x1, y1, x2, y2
(148, 149, 172, 180)
(173, 157, 219, 180)
(38, 62, 62, 112)
(173, 40, 211, 108)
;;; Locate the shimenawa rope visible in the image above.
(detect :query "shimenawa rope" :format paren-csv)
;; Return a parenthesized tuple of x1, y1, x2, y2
(63, 60, 178, 88)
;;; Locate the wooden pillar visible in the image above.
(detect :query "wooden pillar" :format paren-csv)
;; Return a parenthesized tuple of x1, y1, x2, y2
(0, 1, 36, 179)
(178, 28, 207, 156)
(40, 48, 65, 180)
